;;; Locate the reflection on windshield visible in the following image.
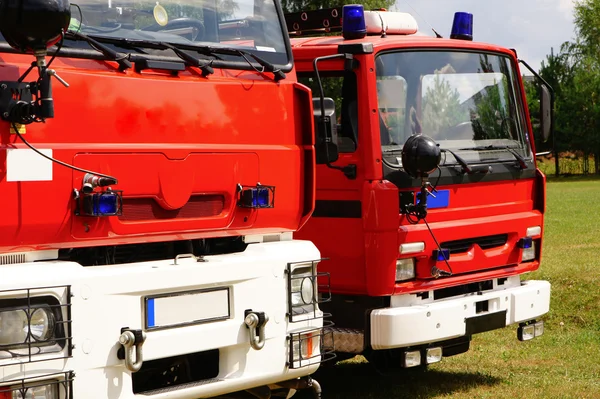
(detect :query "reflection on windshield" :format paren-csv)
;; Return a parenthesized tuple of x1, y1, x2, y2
(376, 51, 531, 165)
(59, 0, 287, 63)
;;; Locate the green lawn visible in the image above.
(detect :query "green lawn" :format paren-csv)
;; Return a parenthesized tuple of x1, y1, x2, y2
(300, 176, 600, 399)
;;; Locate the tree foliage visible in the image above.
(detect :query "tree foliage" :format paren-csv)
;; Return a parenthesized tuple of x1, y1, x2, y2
(281, 0, 395, 14)
(524, 0, 600, 174)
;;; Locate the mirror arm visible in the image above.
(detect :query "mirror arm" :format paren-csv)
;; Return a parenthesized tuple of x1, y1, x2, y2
(518, 59, 555, 98)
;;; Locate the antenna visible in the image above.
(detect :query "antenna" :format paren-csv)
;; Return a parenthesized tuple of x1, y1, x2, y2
(400, 0, 443, 37)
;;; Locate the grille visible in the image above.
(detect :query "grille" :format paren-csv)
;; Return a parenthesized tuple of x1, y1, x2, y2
(119, 195, 225, 221)
(440, 234, 508, 254)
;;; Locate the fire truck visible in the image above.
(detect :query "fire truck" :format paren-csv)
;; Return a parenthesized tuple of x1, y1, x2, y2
(288, 6, 552, 369)
(0, 0, 332, 397)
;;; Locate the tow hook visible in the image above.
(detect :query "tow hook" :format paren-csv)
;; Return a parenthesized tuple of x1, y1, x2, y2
(117, 327, 146, 372)
(244, 309, 269, 350)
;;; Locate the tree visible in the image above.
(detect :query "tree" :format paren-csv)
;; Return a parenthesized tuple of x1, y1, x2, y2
(421, 75, 466, 139)
(282, 0, 395, 14)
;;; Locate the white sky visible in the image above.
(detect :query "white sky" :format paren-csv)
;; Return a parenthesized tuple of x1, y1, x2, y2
(393, 0, 577, 73)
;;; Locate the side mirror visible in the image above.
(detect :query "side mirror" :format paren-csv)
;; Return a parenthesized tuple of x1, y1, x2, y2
(539, 85, 552, 143)
(312, 97, 339, 164)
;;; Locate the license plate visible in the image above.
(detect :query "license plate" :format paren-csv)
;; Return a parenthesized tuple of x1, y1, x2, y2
(145, 288, 230, 330)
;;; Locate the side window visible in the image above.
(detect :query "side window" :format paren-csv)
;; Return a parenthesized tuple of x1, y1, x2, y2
(298, 71, 358, 153)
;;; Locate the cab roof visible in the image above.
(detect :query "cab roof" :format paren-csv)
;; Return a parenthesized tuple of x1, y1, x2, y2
(290, 34, 516, 59)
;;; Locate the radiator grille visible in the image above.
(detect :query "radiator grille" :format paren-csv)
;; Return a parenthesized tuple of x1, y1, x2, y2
(119, 195, 224, 221)
(440, 234, 508, 254)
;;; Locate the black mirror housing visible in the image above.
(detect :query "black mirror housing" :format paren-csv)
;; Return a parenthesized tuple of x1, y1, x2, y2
(539, 85, 552, 143)
(313, 97, 339, 164)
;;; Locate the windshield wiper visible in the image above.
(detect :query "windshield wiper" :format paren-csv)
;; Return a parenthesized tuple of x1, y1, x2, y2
(65, 31, 132, 70)
(158, 42, 214, 76)
(442, 149, 491, 175)
(459, 145, 528, 170)
(205, 47, 286, 82)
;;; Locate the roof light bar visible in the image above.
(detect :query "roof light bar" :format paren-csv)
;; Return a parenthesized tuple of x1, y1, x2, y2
(284, 7, 418, 37)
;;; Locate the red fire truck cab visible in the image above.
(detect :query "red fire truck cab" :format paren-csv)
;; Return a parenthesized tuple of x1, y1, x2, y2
(289, 6, 551, 369)
(0, 0, 331, 397)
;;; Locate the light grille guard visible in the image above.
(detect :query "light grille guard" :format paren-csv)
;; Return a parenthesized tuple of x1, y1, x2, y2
(0, 285, 72, 365)
(285, 259, 336, 368)
(0, 371, 74, 398)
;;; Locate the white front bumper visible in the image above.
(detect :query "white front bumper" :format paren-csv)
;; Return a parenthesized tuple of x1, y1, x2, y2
(0, 240, 323, 398)
(370, 277, 551, 350)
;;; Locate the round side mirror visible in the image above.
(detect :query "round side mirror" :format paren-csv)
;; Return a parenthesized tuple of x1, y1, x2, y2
(0, 0, 71, 53)
(401, 134, 441, 178)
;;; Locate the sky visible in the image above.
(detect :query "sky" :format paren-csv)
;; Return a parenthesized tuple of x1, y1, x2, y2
(392, 0, 577, 73)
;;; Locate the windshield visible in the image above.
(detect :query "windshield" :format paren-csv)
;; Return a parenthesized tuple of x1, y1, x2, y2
(376, 51, 531, 166)
(7, 0, 290, 66)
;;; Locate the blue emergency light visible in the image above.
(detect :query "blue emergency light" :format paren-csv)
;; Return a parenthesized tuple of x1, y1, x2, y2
(518, 237, 533, 249)
(433, 248, 451, 262)
(342, 4, 367, 40)
(81, 190, 123, 217)
(450, 12, 473, 41)
(238, 184, 275, 209)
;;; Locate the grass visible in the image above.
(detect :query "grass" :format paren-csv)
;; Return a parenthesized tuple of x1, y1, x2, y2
(298, 176, 600, 399)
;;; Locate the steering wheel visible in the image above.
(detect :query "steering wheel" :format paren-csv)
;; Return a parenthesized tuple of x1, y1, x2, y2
(142, 18, 205, 41)
(440, 121, 475, 140)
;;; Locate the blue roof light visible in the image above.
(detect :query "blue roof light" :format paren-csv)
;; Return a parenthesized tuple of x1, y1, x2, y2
(450, 12, 473, 41)
(342, 4, 367, 40)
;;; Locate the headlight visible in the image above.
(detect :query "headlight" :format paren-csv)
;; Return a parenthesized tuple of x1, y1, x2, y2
(0, 307, 55, 346)
(290, 265, 316, 307)
(395, 258, 415, 282)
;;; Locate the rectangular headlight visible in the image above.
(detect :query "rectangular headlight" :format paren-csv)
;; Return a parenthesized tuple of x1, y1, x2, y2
(402, 350, 421, 368)
(395, 258, 415, 282)
(534, 321, 544, 337)
(425, 347, 443, 364)
(522, 241, 536, 262)
(517, 324, 535, 341)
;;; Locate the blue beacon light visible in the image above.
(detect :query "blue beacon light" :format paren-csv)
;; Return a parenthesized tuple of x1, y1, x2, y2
(450, 12, 473, 41)
(342, 4, 367, 40)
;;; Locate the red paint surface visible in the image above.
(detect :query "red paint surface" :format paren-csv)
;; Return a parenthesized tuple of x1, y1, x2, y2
(0, 53, 315, 252)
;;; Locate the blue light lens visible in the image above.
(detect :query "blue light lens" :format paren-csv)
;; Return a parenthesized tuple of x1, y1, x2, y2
(342, 4, 367, 40)
(450, 12, 473, 41)
(434, 249, 450, 262)
(95, 192, 118, 215)
(519, 237, 533, 249)
(254, 188, 270, 207)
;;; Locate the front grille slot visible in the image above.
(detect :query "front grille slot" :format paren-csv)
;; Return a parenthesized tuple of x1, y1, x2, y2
(119, 195, 225, 221)
(132, 349, 219, 394)
(441, 234, 508, 254)
(434, 280, 494, 300)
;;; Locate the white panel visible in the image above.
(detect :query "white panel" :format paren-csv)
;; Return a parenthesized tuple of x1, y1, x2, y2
(150, 289, 229, 328)
(6, 148, 52, 182)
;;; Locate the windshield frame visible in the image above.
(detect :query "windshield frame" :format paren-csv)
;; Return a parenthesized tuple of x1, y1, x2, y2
(0, 0, 295, 73)
(375, 47, 533, 168)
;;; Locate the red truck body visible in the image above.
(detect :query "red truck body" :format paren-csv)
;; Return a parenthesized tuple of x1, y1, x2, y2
(289, 7, 550, 367)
